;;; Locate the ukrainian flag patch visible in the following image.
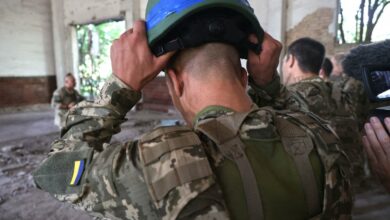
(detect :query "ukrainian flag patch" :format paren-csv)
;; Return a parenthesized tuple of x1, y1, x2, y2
(70, 160, 85, 186)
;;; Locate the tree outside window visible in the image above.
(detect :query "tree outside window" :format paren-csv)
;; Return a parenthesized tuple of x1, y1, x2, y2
(76, 21, 125, 99)
(338, 0, 390, 44)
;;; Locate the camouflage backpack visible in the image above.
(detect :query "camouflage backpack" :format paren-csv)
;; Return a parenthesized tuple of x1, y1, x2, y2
(138, 106, 352, 220)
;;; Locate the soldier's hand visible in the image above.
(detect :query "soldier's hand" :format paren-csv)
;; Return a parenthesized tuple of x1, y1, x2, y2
(68, 103, 76, 109)
(247, 32, 283, 87)
(362, 117, 390, 192)
(110, 20, 176, 91)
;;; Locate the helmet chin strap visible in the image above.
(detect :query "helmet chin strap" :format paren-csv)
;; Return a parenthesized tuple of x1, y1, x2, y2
(151, 10, 263, 58)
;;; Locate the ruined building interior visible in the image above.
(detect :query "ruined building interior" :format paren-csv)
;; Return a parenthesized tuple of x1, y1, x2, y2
(1, 0, 390, 219)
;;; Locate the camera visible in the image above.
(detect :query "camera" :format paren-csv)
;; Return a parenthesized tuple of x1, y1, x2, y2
(362, 65, 390, 124)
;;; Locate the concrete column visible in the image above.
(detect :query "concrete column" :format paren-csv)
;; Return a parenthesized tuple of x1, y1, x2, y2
(51, 0, 66, 88)
(122, 0, 141, 29)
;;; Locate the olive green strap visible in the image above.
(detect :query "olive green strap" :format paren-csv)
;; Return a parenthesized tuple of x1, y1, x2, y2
(196, 108, 264, 220)
(275, 116, 321, 216)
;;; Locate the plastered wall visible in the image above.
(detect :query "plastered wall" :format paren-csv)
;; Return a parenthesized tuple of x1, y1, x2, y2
(0, 0, 55, 77)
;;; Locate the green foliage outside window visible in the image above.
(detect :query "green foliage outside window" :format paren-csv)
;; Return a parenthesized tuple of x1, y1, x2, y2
(76, 21, 125, 99)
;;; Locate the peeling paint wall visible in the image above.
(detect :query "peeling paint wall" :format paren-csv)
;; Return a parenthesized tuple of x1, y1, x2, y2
(286, 8, 336, 54)
(285, 0, 338, 54)
(0, 0, 55, 77)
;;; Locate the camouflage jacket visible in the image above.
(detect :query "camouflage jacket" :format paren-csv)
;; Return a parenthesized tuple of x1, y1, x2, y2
(249, 76, 336, 120)
(52, 87, 85, 110)
(330, 75, 369, 128)
(34, 75, 352, 220)
(285, 77, 336, 120)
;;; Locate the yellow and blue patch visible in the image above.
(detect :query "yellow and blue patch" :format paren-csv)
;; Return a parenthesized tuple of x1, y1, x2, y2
(70, 160, 85, 186)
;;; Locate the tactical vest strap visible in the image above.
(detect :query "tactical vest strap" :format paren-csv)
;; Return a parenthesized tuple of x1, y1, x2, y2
(141, 126, 192, 142)
(276, 110, 352, 218)
(140, 132, 201, 165)
(275, 117, 321, 217)
(139, 126, 213, 203)
(195, 107, 264, 220)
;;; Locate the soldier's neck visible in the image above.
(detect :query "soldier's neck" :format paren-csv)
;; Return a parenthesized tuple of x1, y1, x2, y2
(287, 72, 318, 85)
(183, 80, 252, 126)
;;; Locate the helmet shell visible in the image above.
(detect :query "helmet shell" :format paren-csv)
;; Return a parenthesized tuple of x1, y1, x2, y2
(146, 0, 263, 48)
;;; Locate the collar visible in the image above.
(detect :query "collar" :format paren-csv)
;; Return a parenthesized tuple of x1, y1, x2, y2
(289, 76, 323, 86)
(193, 105, 234, 127)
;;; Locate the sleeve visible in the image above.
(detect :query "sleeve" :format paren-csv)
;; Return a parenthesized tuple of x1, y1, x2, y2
(342, 79, 369, 127)
(247, 73, 288, 109)
(75, 90, 85, 103)
(33, 75, 153, 219)
(51, 89, 63, 108)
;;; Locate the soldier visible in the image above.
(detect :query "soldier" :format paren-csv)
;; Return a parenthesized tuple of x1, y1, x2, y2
(319, 57, 333, 82)
(33, 0, 352, 219)
(249, 38, 365, 187)
(52, 73, 84, 129)
(281, 37, 336, 120)
(329, 53, 346, 82)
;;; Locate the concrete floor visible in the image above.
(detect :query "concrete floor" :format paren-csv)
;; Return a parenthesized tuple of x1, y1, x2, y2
(0, 108, 390, 220)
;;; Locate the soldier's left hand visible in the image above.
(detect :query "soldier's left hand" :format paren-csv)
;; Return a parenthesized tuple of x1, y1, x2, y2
(111, 20, 176, 91)
(363, 117, 390, 192)
(247, 32, 283, 87)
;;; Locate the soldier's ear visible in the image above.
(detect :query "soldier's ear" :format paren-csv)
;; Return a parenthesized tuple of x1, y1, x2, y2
(287, 54, 295, 68)
(166, 68, 184, 97)
(240, 67, 248, 87)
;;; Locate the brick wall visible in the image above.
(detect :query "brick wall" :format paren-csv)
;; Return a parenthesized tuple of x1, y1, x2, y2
(0, 76, 57, 108)
(286, 8, 336, 54)
(141, 77, 173, 112)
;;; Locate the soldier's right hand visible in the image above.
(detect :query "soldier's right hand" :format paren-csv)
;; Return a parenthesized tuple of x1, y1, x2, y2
(110, 20, 176, 91)
(247, 32, 283, 87)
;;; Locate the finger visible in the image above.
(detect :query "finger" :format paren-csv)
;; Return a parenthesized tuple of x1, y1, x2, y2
(154, 51, 177, 69)
(365, 122, 387, 162)
(133, 20, 146, 38)
(371, 117, 390, 155)
(385, 118, 390, 133)
(363, 135, 378, 165)
(247, 48, 260, 63)
(119, 28, 134, 40)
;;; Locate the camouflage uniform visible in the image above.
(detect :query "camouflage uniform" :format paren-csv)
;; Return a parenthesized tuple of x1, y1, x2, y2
(330, 74, 369, 184)
(284, 76, 336, 120)
(52, 87, 85, 128)
(330, 74, 369, 129)
(34, 75, 352, 220)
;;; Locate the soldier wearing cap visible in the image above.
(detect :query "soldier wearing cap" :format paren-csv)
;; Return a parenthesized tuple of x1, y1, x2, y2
(34, 0, 352, 219)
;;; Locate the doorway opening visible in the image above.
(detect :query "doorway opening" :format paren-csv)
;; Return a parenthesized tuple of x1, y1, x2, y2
(76, 20, 125, 99)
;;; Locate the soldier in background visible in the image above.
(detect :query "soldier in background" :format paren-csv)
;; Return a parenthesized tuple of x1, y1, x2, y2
(52, 73, 84, 129)
(250, 38, 365, 187)
(329, 53, 346, 81)
(319, 57, 333, 82)
(281, 37, 336, 120)
(33, 0, 352, 219)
